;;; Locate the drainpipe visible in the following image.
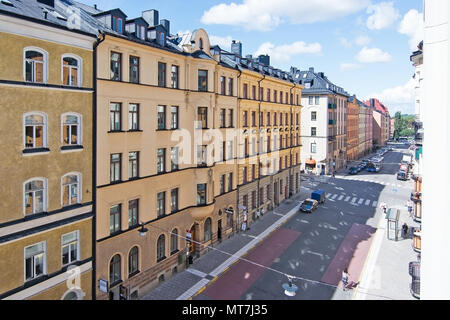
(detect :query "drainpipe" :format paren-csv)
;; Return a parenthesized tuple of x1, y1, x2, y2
(257, 75, 265, 213)
(92, 30, 105, 301)
(289, 83, 296, 197)
(235, 67, 242, 234)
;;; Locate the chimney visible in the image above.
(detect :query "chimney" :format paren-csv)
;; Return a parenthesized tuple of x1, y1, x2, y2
(290, 66, 298, 75)
(258, 54, 270, 66)
(160, 19, 170, 35)
(142, 9, 159, 26)
(245, 54, 253, 60)
(318, 72, 325, 78)
(37, 0, 54, 7)
(231, 40, 242, 57)
(309, 67, 314, 73)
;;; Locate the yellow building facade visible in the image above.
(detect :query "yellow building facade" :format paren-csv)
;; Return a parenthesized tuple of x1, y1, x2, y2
(0, 10, 95, 300)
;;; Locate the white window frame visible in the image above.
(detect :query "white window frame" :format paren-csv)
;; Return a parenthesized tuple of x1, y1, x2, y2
(61, 172, 82, 207)
(23, 177, 48, 216)
(24, 241, 47, 282)
(61, 230, 80, 267)
(23, 111, 48, 149)
(61, 112, 82, 146)
(23, 47, 48, 83)
(61, 54, 83, 87)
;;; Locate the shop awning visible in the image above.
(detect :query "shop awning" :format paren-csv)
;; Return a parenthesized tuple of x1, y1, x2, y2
(305, 159, 316, 165)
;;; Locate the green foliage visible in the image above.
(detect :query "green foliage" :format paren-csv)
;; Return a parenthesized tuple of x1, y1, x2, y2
(394, 113, 415, 139)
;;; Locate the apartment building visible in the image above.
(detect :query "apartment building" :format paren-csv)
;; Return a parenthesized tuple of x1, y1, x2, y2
(292, 67, 349, 175)
(0, 0, 97, 300)
(346, 96, 359, 161)
(366, 98, 390, 148)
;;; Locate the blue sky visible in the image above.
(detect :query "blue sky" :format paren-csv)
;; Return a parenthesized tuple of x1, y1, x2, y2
(81, 0, 422, 115)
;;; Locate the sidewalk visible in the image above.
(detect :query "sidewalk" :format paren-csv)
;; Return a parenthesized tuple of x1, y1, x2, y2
(141, 189, 311, 300)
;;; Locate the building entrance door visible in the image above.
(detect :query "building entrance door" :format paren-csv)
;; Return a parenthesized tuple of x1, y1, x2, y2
(188, 225, 196, 255)
(218, 220, 222, 242)
(274, 181, 279, 206)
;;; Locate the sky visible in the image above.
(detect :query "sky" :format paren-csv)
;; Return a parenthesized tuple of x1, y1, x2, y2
(80, 0, 423, 115)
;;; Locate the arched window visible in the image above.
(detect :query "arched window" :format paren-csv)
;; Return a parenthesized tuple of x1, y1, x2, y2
(157, 235, 166, 262)
(204, 218, 211, 242)
(128, 246, 139, 276)
(24, 178, 47, 215)
(24, 48, 47, 83)
(61, 173, 81, 206)
(61, 113, 82, 146)
(62, 291, 79, 300)
(24, 112, 47, 149)
(170, 229, 178, 254)
(109, 254, 121, 286)
(62, 55, 82, 87)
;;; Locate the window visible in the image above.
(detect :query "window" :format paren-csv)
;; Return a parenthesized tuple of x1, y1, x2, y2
(309, 96, 313, 105)
(171, 65, 179, 89)
(197, 184, 207, 205)
(220, 174, 225, 194)
(128, 104, 139, 131)
(251, 111, 256, 127)
(24, 113, 47, 149)
(315, 96, 320, 105)
(243, 83, 248, 99)
(24, 179, 46, 215)
(227, 209, 233, 228)
(171, 188, 178, 213)
(171, 229, 178, 254)
(170, 106, 179, 129)
(228, 78, 233, 96)
(157, 192, 166, 217)
(274, 90, 277, 103)
(157, 235, 165, 261)
(227, 141, 234, 160)
(199, 38, 204, 50)
(110, 204, 121, 235)
(128, 199, 139, 227)
(110, 52, 121, 81)
(252, 164, 256, 180)
(157, 106, 166, 130)
(285, 113, 289, 125)
(243, 167, 248, 184)
(311, 127, 317, 136)
(128, 152, 139, 179)
(274, 113, 277, 126)
(129, 247, 139, 275)
(110, 103, 121, 131)
(280, 113, 283, 126)
(129, 56, 139, 84)
(228, 173, 233, 192)
(228, 109, 234, 128)
(158, 62, 166, 87)
(61, 174, 80, 206)
(110, 153, 122, 182)
(311, 142, 317, 153)
(311, 111, 317, 121)
(296, 113, 299, 125)
(25, 242, 45, 281)
(243, 111, 248, 127)
(109, 254, 121, 286)
(280, 91, 283, 104)
(25, 48, 46, 83)
(267, 184, 271, 200)
(252, 191, 257, 209)
(220, 109, 226, 128)
(220, 76, 226, 95)
(252, 85, 256, 100)
(197, 107, 208, 129)
(267, 88, 270, 101)
(197, 145, 207, 166)
(267, 112, 271, 126)
(60, 113, 82, 147)
(171, 147, 179, 171)
(157, 148, 166, 174)
(198, 70, 208, 92)
(62, 231, 79, 266)
(204, 218, 212, 241)
(112, 16, 123, 33)
(62, 56, 80, 86)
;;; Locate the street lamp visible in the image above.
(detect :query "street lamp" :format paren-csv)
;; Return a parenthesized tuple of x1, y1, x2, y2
(138, 222, 148, 237)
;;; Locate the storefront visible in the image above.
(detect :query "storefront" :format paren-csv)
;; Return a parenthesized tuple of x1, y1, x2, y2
(305, 158, 316, 173)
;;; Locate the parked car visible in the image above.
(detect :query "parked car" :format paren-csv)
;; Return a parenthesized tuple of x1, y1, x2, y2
(300, 199, 319, 213)
(311, 190, 326, 204)
(397, 171, 408, 181)
(349, 167, 359, 175)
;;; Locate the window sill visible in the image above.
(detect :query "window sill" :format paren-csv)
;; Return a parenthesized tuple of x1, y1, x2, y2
(170, 250, 179, 256)
(127, 130, 143, 133)
(110, 180, 123, 185)
(157, 256, 167, 263)
(61, 145, 83, 152)
(156, 128, 169, 131)
(108, 130, 125, 133)
(22, 148, 50, 155)
(128, 177, 140, 181)
(128, 270, 140, 278)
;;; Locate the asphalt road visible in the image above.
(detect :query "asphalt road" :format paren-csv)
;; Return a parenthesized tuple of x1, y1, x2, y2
(194, 143, 414, 300)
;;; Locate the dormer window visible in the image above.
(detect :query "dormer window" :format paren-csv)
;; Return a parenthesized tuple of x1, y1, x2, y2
(199, 38, 204, 50)
(158, 32, 165, 46)
(112, 16, 123, 33)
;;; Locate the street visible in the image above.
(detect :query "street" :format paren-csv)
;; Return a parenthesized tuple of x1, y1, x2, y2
(191, 143, 417, 300)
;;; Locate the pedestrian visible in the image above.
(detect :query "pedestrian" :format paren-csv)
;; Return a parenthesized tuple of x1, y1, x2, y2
(402, 223, 409, 238)
(342, 268, 349, 291)
(407, 201, 413, 217)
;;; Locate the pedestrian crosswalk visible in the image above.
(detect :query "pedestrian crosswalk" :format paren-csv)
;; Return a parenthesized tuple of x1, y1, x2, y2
(324, 192, 379, 207)
(336, 175, 411, 189)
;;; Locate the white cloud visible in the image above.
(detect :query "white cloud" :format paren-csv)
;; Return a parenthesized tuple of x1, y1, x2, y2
(340, 63, 361, 71)
(254, 41, 322, 63)
(356, 47, 392, 63)
(366, 2, 400, 30)
(355, 35, 371, 46)
(209, 35, 234, 49)
(339, 37, 353, 48)
(368, 78, 415, 114)
(201, 0, 370, 31)
(398, 9, 424, 51)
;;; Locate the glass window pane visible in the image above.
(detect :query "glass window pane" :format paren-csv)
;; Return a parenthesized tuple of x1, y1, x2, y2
(35, 61, 44, 83)
(62, 245, 70, 265)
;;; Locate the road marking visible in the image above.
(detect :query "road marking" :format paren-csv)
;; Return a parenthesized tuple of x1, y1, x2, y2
(186, 268, 208, 278)
(351, 197, 358, 203)
(358, 198, 364, 205)
(331, 194, 338, 200)
(372, 201, 378, 207)
(273, 212, 284, 217)
(338, 195, 344, 201)
(365, 199, 371, 206)
(326, 193, 331, 198)
(299, 219, 310, 224)
(306, 250, 324, 258)
(345, 196, 351, 202)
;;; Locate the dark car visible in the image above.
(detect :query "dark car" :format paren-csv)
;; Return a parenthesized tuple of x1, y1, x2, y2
(300, 199, 319, 213)
(397, 171, 408, 181)
(348, 167, 359, 175)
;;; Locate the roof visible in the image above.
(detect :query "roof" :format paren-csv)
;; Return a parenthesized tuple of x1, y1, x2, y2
(290, 68, 350, 97)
